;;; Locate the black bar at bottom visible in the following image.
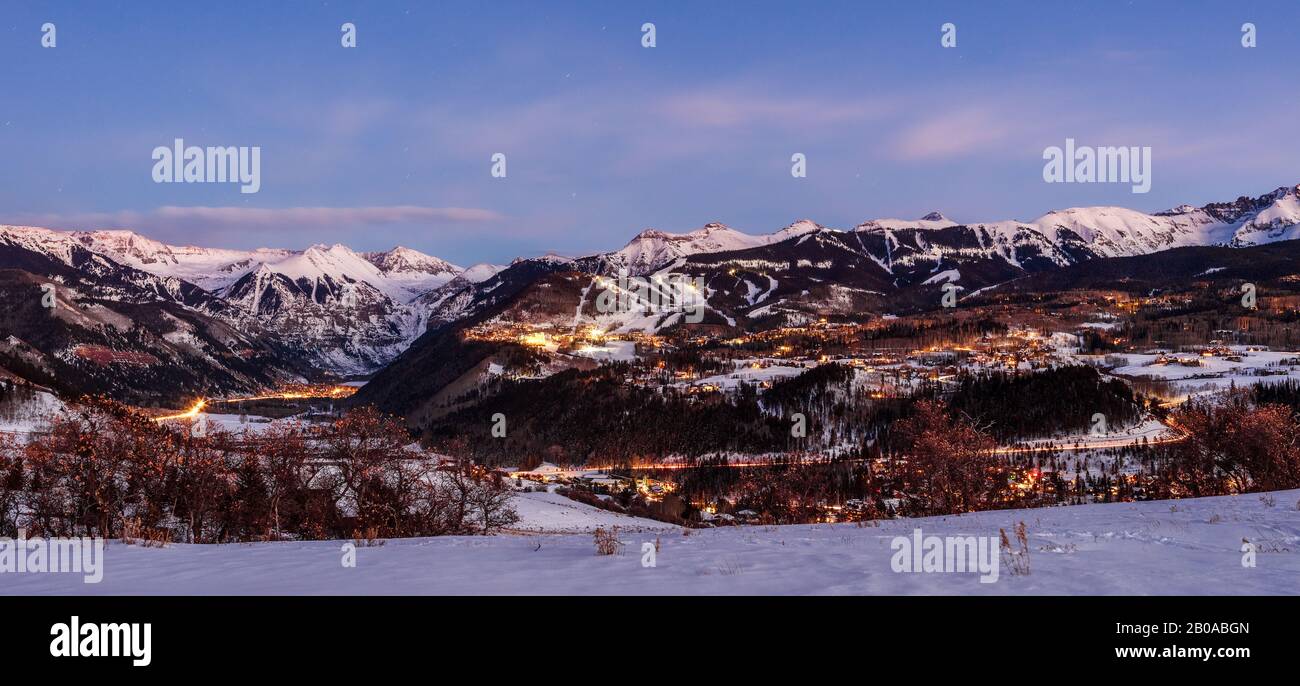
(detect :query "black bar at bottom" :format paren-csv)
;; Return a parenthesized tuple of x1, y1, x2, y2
(1, 595, 1286, 675)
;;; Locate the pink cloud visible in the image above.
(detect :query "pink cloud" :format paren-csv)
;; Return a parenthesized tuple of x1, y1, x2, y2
(7, 205, 504, 233)
(414, 84, 895, 166)
(657, 90, 893, 129)
(890, 107, 1016, 161)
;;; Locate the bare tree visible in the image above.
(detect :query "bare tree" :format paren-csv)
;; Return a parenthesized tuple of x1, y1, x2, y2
(892, 400, 1002, 516)
(468, 471, 519, 533)
(0, 433, 24, 536)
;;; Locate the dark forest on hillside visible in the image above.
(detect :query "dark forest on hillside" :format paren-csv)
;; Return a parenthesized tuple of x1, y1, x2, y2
(423, 362, 1146, 467)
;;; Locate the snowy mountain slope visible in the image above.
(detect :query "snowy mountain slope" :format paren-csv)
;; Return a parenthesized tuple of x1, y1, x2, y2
(857, 184, 1300, 269)
(1027, 206, 1228, 257)
(72, 229, 293, 291)
(3, 225, 479, 375)
(70, 235, 433, 375)
(0, 386, 66, 434)
(205, 244, 472, 373)
(854, 211, 957, 232)
(609, 223, 768, 274)
(605, 220, 829, 275)
(7, 488, 1296, 595)
(459, 263, 507, 283)
(0, 224, 86, 266)
(218, 262, 428, 375)
(362, 245, 463, 298)
(6, 182, 1300, 381)
(355, 183, 1300, 415)
(0, 240, 307, 402)
(74, 230, 469, 302)
(1221, 185, 1300, 246)
(237, 244, 402, 299)
(594, 184, 1300, 279)
(1, 225, 225, 310)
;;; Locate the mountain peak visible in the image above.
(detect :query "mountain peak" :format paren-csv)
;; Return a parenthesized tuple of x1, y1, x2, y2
(459, 263, 506, 283)
(631, 228, 671, 240)
(1272, 184, 1300, 199)
(690, 222, 734, 236)
(363, 245, 460, 276)
(775, 219, 822, 239)
(855, 212, 958, 233)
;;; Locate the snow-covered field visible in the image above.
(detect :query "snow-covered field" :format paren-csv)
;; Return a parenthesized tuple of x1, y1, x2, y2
(569, 340, 637, 362)
(1005, 417, 1178, 454)
(1106, 348, 1300, 400)
(6, 489, 1297, 595)
(0, 389, 64, 434)
(508, 490, 678, 534)
(191, 412, 285, 434)
(683, 360, 809, 390)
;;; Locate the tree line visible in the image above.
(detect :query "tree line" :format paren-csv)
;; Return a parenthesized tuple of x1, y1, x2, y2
(0, 398, 517, 542)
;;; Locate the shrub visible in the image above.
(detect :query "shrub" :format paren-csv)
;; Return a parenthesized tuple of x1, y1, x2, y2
(593, 526, 623, 555)
(999, 521, 1031, 576)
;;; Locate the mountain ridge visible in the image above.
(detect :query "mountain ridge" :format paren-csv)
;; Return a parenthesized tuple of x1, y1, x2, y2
(5, 182, 1300, 386)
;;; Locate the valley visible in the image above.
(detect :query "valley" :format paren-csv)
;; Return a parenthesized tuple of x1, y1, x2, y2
(4, 182, 1300, 533)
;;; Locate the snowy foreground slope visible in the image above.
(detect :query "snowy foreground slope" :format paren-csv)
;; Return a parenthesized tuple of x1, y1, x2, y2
(507, 490, 679, 534)
(5, 490, 1298, 595)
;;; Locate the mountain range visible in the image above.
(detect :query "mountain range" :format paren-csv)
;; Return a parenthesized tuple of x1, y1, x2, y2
(353, 184, 1300, 420)
(2, 183, 1299, 405)
(405, 184, 1300, 335)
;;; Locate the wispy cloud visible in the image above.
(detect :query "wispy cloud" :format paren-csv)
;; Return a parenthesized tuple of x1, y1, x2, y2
(656, 89, 893, 129)
(889, 106, 1018, 161)
(8, 205, 503, 234)
(413, 84, 895, 168)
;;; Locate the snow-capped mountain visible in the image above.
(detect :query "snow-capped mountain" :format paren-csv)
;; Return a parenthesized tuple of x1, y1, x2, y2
(597, 184, 1300, 277)
(0, 226, 307, 402)
(219, 261, 426, 375)
(235, 243, 398, 298)
(1, 225, 221, 309)
(459, 262, 508, 283)
(606, 220, 829, 274)
(197, 243, 472, 374)
(6, 182, 1300, 385)
(2, 225, 479, 375)
(608, 223, 770, 274)
(72, 229, 293, 291)
(384, 183, 1300, 357)
(856, 184, 1300, 268)
(363, 246, 464, 297)
(1214, 185, 1300, 246)
(854, 211, 957, 233)
(76, 232, 464, 303)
